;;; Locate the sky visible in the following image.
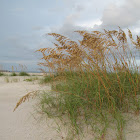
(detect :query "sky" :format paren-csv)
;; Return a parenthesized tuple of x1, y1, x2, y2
(0, 0, 140, 72)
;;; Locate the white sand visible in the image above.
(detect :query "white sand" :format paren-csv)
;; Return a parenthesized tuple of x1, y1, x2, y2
(0, 75, 140, 140)
(0, 76, 62, 140)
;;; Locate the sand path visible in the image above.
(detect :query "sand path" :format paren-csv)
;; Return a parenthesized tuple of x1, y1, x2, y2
(0, 76, 61, 140)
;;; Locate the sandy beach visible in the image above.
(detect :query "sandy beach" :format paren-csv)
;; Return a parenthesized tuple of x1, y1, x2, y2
(0, 75, 63, 140)
(0, 75, 140, 140)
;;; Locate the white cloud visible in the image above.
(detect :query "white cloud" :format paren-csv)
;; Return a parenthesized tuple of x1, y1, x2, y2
(133, 28, 140, 35)
(101, 0, 140, 28)
(77, 19, 102, 28)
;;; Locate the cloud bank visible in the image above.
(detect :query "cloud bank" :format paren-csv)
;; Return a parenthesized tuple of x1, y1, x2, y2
(0, 0, 140, 71)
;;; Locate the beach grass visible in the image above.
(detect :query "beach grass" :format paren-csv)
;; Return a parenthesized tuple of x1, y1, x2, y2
(4, 77, 10, 83)
(19, 71, 30, 76)
(37, 28, 140, 139)
(10, 72, 17, 76)
(11, 78, 20, 82)
(4, 76, 20, 83)
(0, 72, 4, 76)
(40, 70, 139, 139)
(24, 76, 39, 82)
(15, 28, 140, 139)
(40, 75, 54, 84)
(40, 74, 60, 84)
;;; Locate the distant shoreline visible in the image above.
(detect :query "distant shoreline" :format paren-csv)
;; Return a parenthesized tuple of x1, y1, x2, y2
(0, 71, 55, 76)
(0, 70, 10, 72)
(0, 70, 54, 73)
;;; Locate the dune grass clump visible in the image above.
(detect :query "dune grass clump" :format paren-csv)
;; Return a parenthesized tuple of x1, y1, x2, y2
(40, 73, 61, 84)
(0, 72, 4, 76)
(24, 78, 33, 82)
(36, 28, 140, 139)
(4, 76, 20, 83)
(19, 71, 29, 76)
(40, 75, 53, 84)
(10, 72, 17, 76)
(14, 28, 140, 139)
(24, 76, 39, 82)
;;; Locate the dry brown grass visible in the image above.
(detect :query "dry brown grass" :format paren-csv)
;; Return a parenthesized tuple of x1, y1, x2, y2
(37, 28, 139, 74)
(37, 28, 140, 108)
(13, 90, 40, 112)
(36, 28, 140, 139)
(14, 28, 140, 139)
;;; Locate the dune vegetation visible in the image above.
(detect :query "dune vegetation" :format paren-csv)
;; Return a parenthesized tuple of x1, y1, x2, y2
(0, 72, 4, 76)
(10, 72, 17, 76)
(19, 71, 30, 76)
(15, 28, 140, 140)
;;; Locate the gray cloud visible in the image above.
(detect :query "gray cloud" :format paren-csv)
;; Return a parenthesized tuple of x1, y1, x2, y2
(1, 0, 140, 71)
(0, 34, 42, 71)
(48, 0, 117, 36)
(10, 8, 24, 12)
(48, 4, 84, 39)
(32, 26, 45, 31)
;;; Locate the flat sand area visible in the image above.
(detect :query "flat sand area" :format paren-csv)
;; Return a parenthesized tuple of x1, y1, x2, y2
(0, 75, 140, 140)
(0, 76, 61, 140)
